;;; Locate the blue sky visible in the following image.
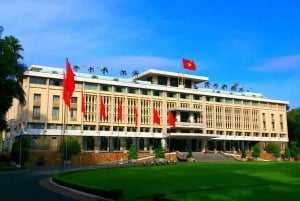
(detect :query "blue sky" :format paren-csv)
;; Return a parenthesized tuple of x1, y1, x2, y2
(1, 0, 300, 109)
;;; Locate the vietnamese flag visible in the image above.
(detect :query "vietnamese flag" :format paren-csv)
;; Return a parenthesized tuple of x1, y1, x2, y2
(182, 58, 196, 70)
(100, 97, 107, 119)
(153, 108, 160, 125)
(81, 89, 86, 116)
(62, 73, 71, 109)
(118, 100, 122, 121)
(134, 107, 138, 127)
(168, 111, 176, 128)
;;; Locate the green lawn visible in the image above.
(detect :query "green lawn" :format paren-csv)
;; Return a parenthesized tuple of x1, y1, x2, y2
(53, 162, 300, 201)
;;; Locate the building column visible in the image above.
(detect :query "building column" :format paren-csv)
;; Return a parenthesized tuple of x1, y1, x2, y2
(136, 137, 140, 151)
(109, 137, 114, 152)
(196, 139, 200, 151)
(161, 138, 167, 149)
(223, 140, 226, 152)
(201, 139, 207, 152)
(241, 141, 245, 151)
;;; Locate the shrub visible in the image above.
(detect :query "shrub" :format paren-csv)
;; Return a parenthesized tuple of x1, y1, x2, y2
(265, 143, 280, 158)
(128, 144, 137, 160)
(252, 145, 260, 158)
(241, 150, 247, 158)
(289, 141, 299, 158)
(10, 136, 29, 166)
(59, 138, 81, 160)
(187, 149, 193, 158)
(155, 144, 165, 159)
(0, 153, 9, 162)
(284, 147, 291, 159)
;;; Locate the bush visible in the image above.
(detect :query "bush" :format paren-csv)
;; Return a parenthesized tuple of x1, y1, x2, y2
(128, 144, 137, 160)
(59, 138, 81, 160)
(241, 150, 247, 158)
(289, 141, 300, 158)
(284, 147, 291, 159)
(187, 149, 193, 158)
(265, 143, 280, 158)
(252, 145, 260, 158)
(155, 144, 165, 159)
(10, 136, 29, 166)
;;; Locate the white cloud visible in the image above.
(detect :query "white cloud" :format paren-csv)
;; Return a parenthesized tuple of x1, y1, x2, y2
(252, 55, 300, 72)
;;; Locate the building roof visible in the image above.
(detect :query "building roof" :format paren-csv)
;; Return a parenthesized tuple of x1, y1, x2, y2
(136, 69, 209, 84)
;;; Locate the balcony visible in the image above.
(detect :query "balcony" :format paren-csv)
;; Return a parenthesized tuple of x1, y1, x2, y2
(175, 121, 205, 128)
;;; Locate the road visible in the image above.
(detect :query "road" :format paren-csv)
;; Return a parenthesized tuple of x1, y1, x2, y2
(0, 166, 76, 201)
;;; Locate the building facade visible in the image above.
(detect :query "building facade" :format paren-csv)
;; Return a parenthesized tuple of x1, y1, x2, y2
(4, 65, 289, 153)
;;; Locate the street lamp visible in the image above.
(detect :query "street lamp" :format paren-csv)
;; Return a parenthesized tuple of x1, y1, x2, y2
(17, 131, 23, 168)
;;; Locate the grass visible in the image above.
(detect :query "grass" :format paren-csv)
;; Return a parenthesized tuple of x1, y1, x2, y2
(53, 162, 300, 201)
(0, 162, 20, 171)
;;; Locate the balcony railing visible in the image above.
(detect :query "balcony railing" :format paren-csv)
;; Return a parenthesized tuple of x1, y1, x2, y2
(175, 121, 205, 128)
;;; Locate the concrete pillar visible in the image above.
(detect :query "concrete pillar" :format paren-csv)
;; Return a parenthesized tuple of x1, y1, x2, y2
(136, 137, 140, 151)
(196, 139, 200, 151)
(223, 140, 226, 152)
(241, 141, 245, 151)
(161, 138, 167, 149)
(201, 139, 207, 152)
(109, 137, 114, 152)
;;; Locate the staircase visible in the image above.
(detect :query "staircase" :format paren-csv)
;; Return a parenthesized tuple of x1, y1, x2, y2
(176, 151, 238, 162)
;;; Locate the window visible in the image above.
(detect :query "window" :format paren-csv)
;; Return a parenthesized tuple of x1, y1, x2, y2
(30, 77, 46, 84)
(153, 90, 162, 96)
(53, 95, 60, 102)
(128, 88, 137, 94)
(70, 108, 77, 118)
(33, 106, 40, 119)
(141, 89, 149, 95)
(52, 107, 59, 119)
(157, 76, 167, 85)
(34, 94, 41, 101)
(167, 92, 176, 98)
(194, 95, 201, 100)
(85, 83, 98, 90)
(49, 79, 62, 86)
(170, 78, 178, 87)
(71, 97, 77, 103)
(100, 85, 110, 91)
(31, 137, 38, 149)
(181, 93, 189, 99)
(51, 137, 57, 147)
(115, 86, 124, 93)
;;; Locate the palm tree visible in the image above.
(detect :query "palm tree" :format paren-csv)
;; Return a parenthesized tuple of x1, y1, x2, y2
(231, 82, 238, 92)
(204, 81, 210, 88)
(101, 67, 108, 75)
(212, 83, 218, 89)
(73, 65, 80, 72)
(221, 84, 227, 90)
(88, 66, 94, 74)
(239, 87, 244, 93)
(131, 70, 140, 78)
(120, 69, 127, 78)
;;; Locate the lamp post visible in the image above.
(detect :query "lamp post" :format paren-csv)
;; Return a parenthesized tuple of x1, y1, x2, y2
(18, 131, 23, 168)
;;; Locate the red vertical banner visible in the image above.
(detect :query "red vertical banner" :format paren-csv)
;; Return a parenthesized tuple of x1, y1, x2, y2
(134, 107, 138, 127)
(100, 97, 107, 119)
(81, 89, 86, 116)
(153, 108, 160, 125)
(118, 100, 122, 121)
(66, 58, 75, 95)
(63, 73, 70, 109)
(168, 111, 176, 128)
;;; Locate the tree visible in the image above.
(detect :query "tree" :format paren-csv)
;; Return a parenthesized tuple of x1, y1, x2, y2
(252, 145, 260, 159)
(131, 70, 140, 78)
(0, 27, 26, 130)
(239, 87, 244, 93)
(265, 142, 280, 158)
(155, 144, 165, 159)
(221, 84, 227, 90)
(120, 69, 127, 78)
(101, 67, 108, 75)
(88, 66, 94, 74)
(204, 81, 210, 88)
(59, 138, 81, 161)
(287, 108, 300, 142)
(10, 136, 29, 166)
(73, 65, 80, 72)
(128, 144, 137, 160)
(212, 83, 218, 89)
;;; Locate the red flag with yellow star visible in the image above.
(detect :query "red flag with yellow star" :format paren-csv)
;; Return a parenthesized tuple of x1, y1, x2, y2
(182, 58, 196, 70)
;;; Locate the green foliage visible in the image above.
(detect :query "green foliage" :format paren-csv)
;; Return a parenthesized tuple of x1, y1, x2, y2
(265, 143, 281, 158)
(155, 144, 165, 158)
(0, 27, 26, 130)
(241, 150, 247, 158)
(187, 149, 193, 158)
(289, 141, 300, 158)
(252, 145, 260, 158)
(9, 135, 29, 165)
(59, 138, 81, 160)
(128, 144, 137, 160)
(287, 108, 300, 142)
(53, 162, 300, 201)
(284, 147, 291, 159)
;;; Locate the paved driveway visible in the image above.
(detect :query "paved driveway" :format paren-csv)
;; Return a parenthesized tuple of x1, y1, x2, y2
(0, 166, 76, 201)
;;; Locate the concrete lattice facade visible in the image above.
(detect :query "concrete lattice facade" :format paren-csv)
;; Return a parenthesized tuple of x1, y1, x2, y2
(4, 65, 289, 153)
